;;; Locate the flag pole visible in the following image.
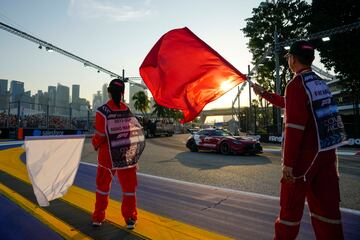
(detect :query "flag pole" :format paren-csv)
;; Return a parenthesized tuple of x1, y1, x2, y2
(248, 65, 253, 133)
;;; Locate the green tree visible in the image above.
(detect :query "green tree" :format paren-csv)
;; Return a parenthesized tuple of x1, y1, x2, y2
(310, 0, 360, 136)
(132, 91, 150, 116)
(242, 0, 311, 133)
(152, 102, 183, 122)
(152, 102, 168, 118)
(243, 0, 311, 93)
(167, 108, 183, 121)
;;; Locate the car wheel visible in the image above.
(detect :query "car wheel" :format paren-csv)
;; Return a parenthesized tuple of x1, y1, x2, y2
(220, 142, 231, 155)
(188, 140, 198, 152)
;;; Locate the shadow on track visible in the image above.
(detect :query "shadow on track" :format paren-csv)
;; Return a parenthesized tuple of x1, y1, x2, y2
(173, 151, 272, 170)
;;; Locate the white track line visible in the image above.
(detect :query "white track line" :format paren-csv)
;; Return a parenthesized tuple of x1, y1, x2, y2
(0, 141, 24, 146)
(80, 161, 360, 216)
(263, 148, 358, 156)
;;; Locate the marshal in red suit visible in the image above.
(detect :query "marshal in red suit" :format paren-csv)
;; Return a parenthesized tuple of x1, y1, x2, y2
(252, 40, 346, 240)
(92, 79, 145, 229)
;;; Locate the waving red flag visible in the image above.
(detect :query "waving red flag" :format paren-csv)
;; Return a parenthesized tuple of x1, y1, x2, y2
(139, 27, 247, 123)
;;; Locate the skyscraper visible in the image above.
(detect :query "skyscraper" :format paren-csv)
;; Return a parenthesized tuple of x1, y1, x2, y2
(48, 86, 56, 104)
(0, 79, 8, 94)
(71, 84, 80, 111)
(102, 83, 108, 103)
(72, 84, 80, 103)
(48, 86, 56, 114)
(20, 91, 32, 109)
(56, 83, 70, 115)
(0, 79, 9, 111)
(9, 80, 24, 102)
(92, 91, 103, 110)
(34, 90, 48, 112)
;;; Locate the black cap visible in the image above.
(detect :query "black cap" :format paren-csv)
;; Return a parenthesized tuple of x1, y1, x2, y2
(108, 78, 125, 93)
(285, 40, 315, 61)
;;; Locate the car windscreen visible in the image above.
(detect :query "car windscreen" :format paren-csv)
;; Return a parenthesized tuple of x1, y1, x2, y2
(212, 130, 232, 136)
(198, 130, 210, 136)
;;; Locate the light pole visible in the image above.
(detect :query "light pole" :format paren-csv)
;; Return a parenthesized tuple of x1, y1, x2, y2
(237, 86, 241, 134)
(274, 25, 281, 135)
(248, 65, 253, 134)
(254, 104, 257, 134)
(272, 0, 282, 135)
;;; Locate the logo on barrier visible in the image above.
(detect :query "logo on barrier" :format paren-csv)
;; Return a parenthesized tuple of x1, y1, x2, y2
(269, 135, 283, 143)
(33, 129, 42, 136)
(347, 138, 360, 146)
(42, 130, 64, 136)
(32, 129, 65, 136)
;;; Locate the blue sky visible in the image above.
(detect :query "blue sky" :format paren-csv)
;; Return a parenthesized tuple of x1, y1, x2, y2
(0, 0, 264, 110)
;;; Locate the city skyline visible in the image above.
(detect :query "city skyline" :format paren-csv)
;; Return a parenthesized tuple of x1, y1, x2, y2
(0, 78, 91, 112)
(0, 77, 149, 112)
(0, 0, 264, 114)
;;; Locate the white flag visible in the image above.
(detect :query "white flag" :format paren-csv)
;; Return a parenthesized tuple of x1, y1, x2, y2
(24, 135, 85, 207)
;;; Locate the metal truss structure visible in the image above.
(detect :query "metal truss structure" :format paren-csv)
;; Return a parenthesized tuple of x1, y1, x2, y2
(0, 21, 146, 88)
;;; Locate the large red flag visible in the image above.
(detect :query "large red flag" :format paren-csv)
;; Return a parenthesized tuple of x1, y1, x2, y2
(139, 27, 247, 123)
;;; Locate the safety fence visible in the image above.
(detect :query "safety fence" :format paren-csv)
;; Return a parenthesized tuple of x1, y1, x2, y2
(0, 101, 93, 130)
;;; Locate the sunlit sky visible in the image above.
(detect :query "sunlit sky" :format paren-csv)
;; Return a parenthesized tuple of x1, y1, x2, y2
(0, 0, 267, 115)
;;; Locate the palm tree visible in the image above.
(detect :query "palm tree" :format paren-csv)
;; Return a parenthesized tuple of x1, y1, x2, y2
(132, 91, 150, 116)
(152, 102, 168, 118)
(152, 102, 183, 122)
(167, 108, 183, 121)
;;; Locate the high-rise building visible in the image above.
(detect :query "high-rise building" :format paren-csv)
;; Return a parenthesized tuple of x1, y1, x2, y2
(0, 79, 8, 94)
(20, 90, 32, 109)
(78, 98, 89, 111)
(34, 90, 48, 112)
(92, 91, 103, 110)
(56, 83, 70, 115)
(48, 86, 56, 104)
(0, 79, 9, 111)
(71, 97, 89, 118)
(72, 84, 80, 103)
(102, 83, 108, 103)
(48, 86, 56, 114)
(9, 80, 24, 102)
(71, 84, 81, 111)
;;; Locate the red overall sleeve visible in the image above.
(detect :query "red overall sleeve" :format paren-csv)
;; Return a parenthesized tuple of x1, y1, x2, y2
(261, 91, 285, 108)
(92, 111, 107, 150)
(282, 76, 309, 167)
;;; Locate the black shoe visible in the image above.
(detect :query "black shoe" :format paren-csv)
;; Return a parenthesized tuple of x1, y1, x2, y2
(126, 218, 136, 229)
(92, 221, 103, 227)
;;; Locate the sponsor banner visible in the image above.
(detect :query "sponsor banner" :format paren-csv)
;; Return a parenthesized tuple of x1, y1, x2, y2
(23, 129, 84, 137)
(347, 138, 360, 146)
(258, 134, 360, 147)
(257, 135, 283, 143)
(268, 135, 283, 143)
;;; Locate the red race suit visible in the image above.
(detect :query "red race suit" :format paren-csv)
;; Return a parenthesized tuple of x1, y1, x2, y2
(261, 69, 345, 240)
(92, 99, 145, 224)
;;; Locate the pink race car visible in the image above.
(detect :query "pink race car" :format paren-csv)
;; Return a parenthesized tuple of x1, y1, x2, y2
(186, 128, 263, 155)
